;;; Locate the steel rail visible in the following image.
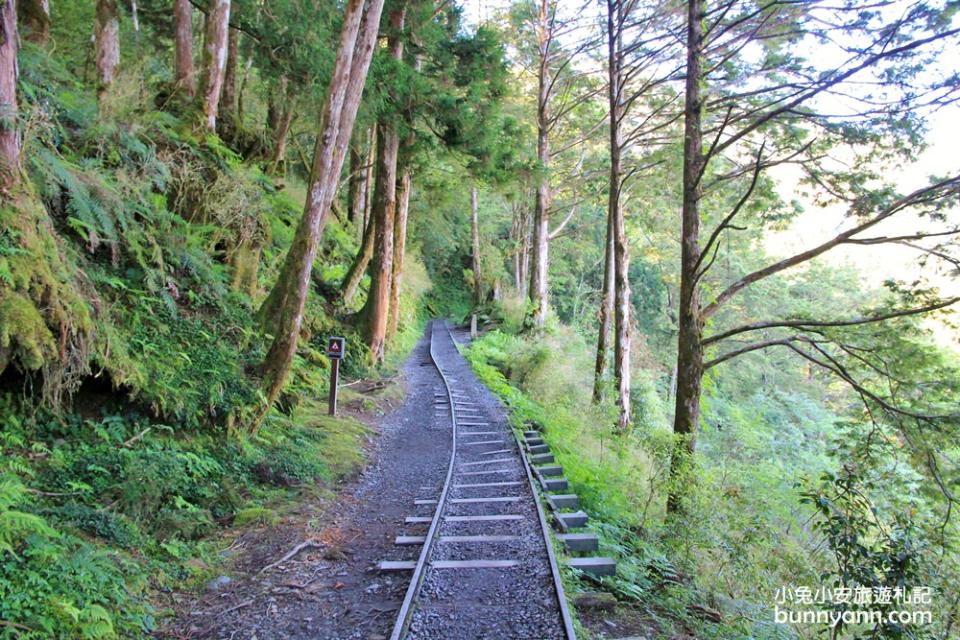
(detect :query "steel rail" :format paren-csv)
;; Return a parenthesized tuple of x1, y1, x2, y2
(389, 320, 576, 640)
(388, 321, 459, 640)
(444, 321, 576, 640)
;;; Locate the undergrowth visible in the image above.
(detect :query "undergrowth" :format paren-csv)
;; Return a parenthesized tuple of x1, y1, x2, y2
(0, 43, 426, 638)
(465, 329, 829, 640)
(0, 393, 374, 638)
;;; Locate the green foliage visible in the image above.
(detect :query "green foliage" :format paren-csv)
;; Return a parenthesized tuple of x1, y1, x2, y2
(0, 453, 149, 638)
(7, 1, 957, 639)
(47, 503, 141, 549)
(801, 470, 933, 639)
(467, 327, 844, 639)
(107, 292, 260, 428)
(0, 390, 372, 637)
(0, 3, 452, 637)
(232, 506, 279, 527)
(0, 476, 56, 556)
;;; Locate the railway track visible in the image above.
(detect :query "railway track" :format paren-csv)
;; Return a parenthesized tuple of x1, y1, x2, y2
(379, 320, 612, 640)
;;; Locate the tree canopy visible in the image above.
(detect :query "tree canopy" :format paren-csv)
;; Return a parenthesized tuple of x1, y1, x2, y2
(0, 0, 958, 637)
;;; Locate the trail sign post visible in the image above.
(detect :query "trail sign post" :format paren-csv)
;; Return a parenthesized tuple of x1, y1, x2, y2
(327, 337, 346, 416)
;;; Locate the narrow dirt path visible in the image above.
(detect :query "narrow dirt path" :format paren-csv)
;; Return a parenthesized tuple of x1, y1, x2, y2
(162, 327, 451, 640)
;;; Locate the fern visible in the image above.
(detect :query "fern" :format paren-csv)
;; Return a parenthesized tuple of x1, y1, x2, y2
(78, 605, 116, 639)
(29, 148, 120, 258)
(0, 476, 29, 511)
(0, 475, 56, 555)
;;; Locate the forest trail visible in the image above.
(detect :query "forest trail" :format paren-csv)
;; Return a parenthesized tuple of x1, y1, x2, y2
(163, 328, 452, 639)
(4, 2, 957, 637)
(163, 321, 586, 639)
(391, 321, 573, 639)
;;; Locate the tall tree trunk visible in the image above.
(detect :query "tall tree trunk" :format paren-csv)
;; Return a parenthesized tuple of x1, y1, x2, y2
(341, 214, 376, 305)
(130, 0, 140, 37)
(0, 0, 19, 192)
(269, 76, 295, 175)
(668, 0, 706, 512)
(387, 156, 412, 339)
(94, 0, 120, 101)
(362, 124, 377, 234)
(173, 0, 194, 98)
(255, 0, 385, 431)
(593, 205, 615, 403)
(607, 0, 632, 431)
(17, 0, 47, 44)
(471, 185, 483, 306)
(198, 0, 230, 131)
(237, 55, 252, 122)
(266, 85, 280, 133)
(510, 205, 522, 292)
(613, 200, 632, 432)
(528, 0, 551, 328)
(363, 129, 400, 363)
(520, 206, 531, 299)
(220, 27, 239, 118)
(362, 4, 406, 365)
(347, 132, 366, 226)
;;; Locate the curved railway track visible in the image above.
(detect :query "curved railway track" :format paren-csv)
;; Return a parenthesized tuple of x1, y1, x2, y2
(385, 320, 576, 640)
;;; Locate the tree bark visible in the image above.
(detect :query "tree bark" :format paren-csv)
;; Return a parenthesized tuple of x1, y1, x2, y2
(269, 76, 295, 175)
(255, 0, 385, 431)
(341, 213, 376, 305)
(173, 0, 194, 98)
(528, 0, 551, 328)
(130, 0, 140, 36)
(0, 0, 18, 192)
(608, 0, 632, 431)
(363, 126, 400, 363)
(520, 206, 531, 298)
(266, 85, 280, 134)
(387, 156, 412, 339)
(362, 4, 406, 364)
(362, 124, 377, 234)
(471, 185, 482, 306)
(669, 0, 706, 512)
(220, 26, 239, 118)
(347, 131, 366, 226)
(593, 203, 615, 403)
(198, 0, 230, 131)
(94, 0, 120, 101)
(229, 242, 260, 298)
(237, 55, 252, 123)
(510, 204, 522, 292)
(17, 0, 47, 44)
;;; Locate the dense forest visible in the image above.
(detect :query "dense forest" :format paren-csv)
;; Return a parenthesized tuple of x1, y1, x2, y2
(0, 0, 958, 638)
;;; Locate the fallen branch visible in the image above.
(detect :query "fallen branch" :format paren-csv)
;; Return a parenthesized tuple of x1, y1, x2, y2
(0, 620, 34, 632)
(280, 577, 320, 590)
(217, 599, 254, 617)
(123, 427, 151, 448)
(193, 599, 255, 638)
(257, 540, 325, 575)
(28, 489, 83, 497)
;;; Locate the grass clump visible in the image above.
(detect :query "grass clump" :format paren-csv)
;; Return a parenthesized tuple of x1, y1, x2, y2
(232, 506, 279, 527)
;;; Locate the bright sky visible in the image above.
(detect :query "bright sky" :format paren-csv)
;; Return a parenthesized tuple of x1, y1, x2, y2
(767, 110, 960, 297)
(462, 0, 508, 24)
(763, 5, 960, 307)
